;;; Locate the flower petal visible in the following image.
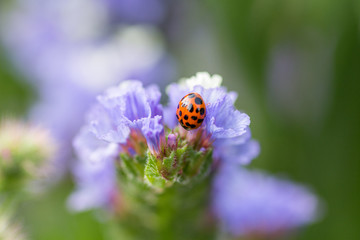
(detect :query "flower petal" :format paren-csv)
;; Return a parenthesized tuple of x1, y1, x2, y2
(213, 167, 320, 236)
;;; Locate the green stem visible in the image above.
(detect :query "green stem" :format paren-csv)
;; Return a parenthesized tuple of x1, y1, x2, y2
(109, 175, 216, 240)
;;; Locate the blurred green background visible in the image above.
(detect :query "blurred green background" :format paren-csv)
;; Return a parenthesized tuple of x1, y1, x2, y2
(1, 0, 359, 239)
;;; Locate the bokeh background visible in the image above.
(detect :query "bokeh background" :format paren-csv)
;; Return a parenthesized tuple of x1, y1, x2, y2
(0, 0, 359, 239)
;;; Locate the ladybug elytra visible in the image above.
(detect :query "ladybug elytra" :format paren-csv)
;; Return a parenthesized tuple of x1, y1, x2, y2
(176, 92, 206, 130)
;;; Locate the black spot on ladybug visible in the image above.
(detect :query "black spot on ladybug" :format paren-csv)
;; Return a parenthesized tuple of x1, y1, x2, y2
(200, 108, 205, 115)
(195, 97, 203, 105)
(185, 122, 191, 127)
(196, 108, 199, 113)
(190, 124, 196, 129)
(176, 114, 179, 119)
(184, 115, 188, 120)
(187, 93, 195, 98)
(179, 110, 182, 116)
(188, 104, 194, 113)
(197, 118, 204, 123)
(180, 119, 184, 125)
(191, 116, 197, 120)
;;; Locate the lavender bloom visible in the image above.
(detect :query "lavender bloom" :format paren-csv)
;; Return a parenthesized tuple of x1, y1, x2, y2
(141, 116, 165, 156)
(70, 72, 258, 210)
(165, 72, 249, 138)
(164, 72, 223, 129)
(165, 72, 255, 165)
(67, 72, 320, 240)
(69, 82, 164, 210)
(90, 81, 163, 144)
(68, 127, 120, 211)
(213, 166, 319, 237)
(167, 134, 177, 150)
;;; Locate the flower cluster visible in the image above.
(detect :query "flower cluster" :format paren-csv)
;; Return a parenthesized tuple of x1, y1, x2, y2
(164, 72, 259, 165)
(69, 72, 319, 238)
(69, 72, 258, 208)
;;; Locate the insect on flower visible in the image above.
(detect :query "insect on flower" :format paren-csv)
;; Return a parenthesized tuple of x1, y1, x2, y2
(176, 93, 206, 130)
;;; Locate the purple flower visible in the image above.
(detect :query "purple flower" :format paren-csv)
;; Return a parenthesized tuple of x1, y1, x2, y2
(165, 73, 250, 138)
(90, 81, 163, 144)
(67, 127, 120, 211)
(165, 72, 255, 165)
(69, 82, 164, 210)
(213, 166, 319, 237)
(141, 116, 165, 156)
(166, 134, 177, 150)
(70, 72, 259, 210)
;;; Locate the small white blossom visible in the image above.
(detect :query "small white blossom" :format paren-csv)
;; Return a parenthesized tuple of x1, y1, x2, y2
(178, 72, 223, 90)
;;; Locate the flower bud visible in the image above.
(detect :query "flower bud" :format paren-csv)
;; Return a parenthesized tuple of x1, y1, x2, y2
(0, 119, 57, 191)
(167, 134, 177, 150)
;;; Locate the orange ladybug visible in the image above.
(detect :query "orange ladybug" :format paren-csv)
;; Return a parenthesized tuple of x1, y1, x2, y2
(176, 92, 206, 130)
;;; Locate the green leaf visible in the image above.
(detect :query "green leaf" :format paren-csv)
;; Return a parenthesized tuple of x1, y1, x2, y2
(144, 151, 167, 189)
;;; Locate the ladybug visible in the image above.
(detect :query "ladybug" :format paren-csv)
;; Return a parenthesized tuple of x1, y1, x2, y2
(176, 92, 206, 130)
